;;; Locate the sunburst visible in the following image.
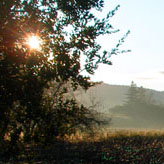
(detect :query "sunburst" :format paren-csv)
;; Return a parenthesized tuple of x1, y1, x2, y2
(26, 35, 42, 50)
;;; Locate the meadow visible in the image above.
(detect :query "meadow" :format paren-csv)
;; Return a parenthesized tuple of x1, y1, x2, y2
(4, 129, 164, 164)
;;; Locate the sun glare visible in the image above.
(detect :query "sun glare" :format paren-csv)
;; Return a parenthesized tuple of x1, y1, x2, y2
(27, 35, 42, 50)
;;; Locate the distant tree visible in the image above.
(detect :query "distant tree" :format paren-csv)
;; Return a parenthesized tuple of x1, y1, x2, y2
(126, 82, 156, 106)
(0, 0, 129, 160)
(137, 86, 147, 104)
(126, 81, 138, 104)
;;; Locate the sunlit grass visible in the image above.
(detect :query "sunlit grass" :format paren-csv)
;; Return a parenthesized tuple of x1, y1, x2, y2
(2, 129, 164, 163)
(64, 129, 164, 142)
(60, 129, 164, 164)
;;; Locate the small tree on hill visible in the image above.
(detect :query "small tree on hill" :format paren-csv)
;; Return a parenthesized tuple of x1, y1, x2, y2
(126, 81, 138, 105)
(126, 81, 155, 106)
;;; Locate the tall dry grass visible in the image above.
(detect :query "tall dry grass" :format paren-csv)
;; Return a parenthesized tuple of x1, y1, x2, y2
(64, 128, 164, 142)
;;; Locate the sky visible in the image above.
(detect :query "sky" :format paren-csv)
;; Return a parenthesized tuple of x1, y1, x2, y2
(90, 0, 164, 91)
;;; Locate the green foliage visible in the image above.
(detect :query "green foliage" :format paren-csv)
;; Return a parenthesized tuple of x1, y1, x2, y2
(0, 0, 129, 160)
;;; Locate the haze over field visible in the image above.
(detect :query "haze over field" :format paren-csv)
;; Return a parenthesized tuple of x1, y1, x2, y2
(76, 83, 164, 129)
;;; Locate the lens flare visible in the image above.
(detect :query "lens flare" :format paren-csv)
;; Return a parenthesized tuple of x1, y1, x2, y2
(27, 35, 42, 50)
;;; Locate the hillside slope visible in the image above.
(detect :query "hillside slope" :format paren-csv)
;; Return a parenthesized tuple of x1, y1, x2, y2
(76, 83, 164, 111)
(76, 83, 164, 129)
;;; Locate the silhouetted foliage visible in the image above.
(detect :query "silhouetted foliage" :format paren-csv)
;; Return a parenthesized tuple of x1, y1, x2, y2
(0, 0, 129, 161)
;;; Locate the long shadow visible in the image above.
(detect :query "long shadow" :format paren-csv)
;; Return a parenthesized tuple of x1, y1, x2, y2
(1, 135, 164, 163)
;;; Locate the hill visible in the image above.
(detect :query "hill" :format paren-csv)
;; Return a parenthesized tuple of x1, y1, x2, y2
(75, 83, 164, 129)
(76, 83, 164, 111)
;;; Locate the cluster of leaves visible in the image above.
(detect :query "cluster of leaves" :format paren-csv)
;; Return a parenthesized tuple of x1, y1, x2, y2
(0, 0, 129, 160)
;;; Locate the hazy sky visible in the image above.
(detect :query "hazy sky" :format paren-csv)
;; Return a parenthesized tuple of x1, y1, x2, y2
(90, 0, 164, 91)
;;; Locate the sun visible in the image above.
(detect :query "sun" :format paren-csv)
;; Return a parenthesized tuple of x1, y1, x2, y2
(26, 35, 42, 50)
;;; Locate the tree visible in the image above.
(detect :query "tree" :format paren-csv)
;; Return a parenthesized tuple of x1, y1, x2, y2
(0, 0, 129, 160)
(126, 81, 138, 104)
(126, 81, 155, 106)
(137, 86, 147, 104)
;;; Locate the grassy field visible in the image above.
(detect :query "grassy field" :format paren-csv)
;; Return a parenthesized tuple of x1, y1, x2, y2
(2, 129, 164, 164)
